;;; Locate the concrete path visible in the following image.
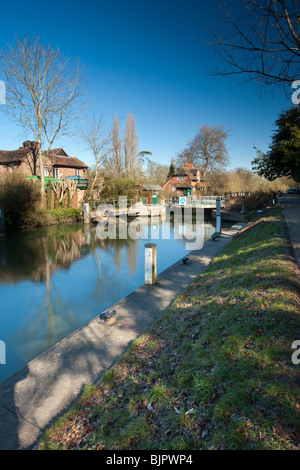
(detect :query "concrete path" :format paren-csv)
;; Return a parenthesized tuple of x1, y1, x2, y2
(279, 194, 300, 270)
(0, 223, 246, 450)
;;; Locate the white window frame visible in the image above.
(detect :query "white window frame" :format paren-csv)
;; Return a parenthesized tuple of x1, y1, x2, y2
(44, 167, 49, 177)
(177, 176, 185, 181)
(53, 168, 60, 179)
(75, 169, 81, 176)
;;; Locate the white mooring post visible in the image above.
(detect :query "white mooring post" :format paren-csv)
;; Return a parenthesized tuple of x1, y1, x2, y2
(145, 243, 157, 285)
(216, 199, 221, 234)
(83, 203, 90, 224)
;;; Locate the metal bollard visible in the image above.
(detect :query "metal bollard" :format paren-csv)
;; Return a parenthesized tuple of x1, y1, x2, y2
(216, 199, 221, 234)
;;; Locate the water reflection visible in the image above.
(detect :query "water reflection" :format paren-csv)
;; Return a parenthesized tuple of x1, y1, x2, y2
(0, 218, 215, 382)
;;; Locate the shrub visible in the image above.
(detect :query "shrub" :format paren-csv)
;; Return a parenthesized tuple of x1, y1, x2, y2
(227, 191, 275, 212)
(48, 208, 82, 222)
(100, 178, 136, 202)
(0, 173, 41, 229)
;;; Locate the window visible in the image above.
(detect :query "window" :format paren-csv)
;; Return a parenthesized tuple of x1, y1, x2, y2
(44, 167, 49, 177)
(177, 176, 185, 181)
(75, 169, 81, 176)
(53, 168, 59, 179)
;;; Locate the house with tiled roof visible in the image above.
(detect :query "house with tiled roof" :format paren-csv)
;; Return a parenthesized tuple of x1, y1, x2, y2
(162, 161, 205, 196)
(0, 141, 88, 180)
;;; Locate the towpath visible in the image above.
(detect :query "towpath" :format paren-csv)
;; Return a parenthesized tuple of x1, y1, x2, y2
(279, 194, 300, 270)
(0, 222, 246, 450)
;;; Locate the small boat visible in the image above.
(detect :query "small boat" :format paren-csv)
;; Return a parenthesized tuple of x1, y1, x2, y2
(92, 215, 108, 224)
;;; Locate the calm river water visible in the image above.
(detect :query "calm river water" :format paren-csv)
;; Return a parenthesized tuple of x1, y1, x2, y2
(0, 217, 216, 383)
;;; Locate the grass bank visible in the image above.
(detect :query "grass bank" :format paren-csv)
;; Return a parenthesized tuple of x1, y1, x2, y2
(40, 206, 300, 450)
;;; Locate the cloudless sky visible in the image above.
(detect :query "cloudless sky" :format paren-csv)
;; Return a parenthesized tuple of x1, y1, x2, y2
(0, 0, 293, 170)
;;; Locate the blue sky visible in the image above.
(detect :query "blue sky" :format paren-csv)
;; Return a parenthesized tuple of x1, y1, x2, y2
(0, 0, 292, 171)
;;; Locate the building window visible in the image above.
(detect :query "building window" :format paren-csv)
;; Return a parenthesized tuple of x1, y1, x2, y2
(53, 168, 59, 179)
(75, 169, 81, 176)
(177, 176, 185, 181)
(44, 167, 49, 177)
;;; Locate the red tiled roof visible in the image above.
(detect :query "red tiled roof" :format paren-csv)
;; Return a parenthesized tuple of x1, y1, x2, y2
(0, 144, 87, 168)
(0, 147, 32, 163)
(173, 182, 192, 189)
(47, 148, 69, 157)
(175, 168, 189, 176)
(49, 155, 88, 169)
(174, 166, 199, 180)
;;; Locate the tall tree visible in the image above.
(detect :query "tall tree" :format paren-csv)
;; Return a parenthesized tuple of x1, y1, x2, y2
(207, 0, 300, 95)
(124, 112, 139, 180)
(167, 158, 176, 178)
(0, 36, 85, 204)
(110, 114, 123, 177)
(177, 125, 230, 179)
(145, 160, 169, 185)
(252, 106, 300, 181)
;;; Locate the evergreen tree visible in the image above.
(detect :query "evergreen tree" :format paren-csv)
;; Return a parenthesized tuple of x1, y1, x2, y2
(252, 107, 300, 182)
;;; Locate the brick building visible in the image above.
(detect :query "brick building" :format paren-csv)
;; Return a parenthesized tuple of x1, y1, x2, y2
(0, 141, 88, 179)
(162, 161, 205, 196)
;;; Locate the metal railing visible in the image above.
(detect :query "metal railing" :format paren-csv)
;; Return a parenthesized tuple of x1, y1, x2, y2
(80, 196, 226, 212)
(80, 199, 135, 211)
(167, 196, 225, 207)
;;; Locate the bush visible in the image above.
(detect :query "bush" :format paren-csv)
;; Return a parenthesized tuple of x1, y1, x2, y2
(0, 173, 41, 229)
(48, 208, 82, 222)
(227, 191, 275, 212)
(100, 178, 136, 201)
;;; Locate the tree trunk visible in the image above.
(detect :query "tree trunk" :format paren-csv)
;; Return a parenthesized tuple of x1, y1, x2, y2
(38, 142, 45, 208)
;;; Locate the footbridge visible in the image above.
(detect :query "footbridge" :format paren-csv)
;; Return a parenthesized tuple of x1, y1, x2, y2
(82, 196, 226, 222)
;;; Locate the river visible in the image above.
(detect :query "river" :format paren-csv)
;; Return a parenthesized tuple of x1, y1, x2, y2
(0, 216, 216, 383)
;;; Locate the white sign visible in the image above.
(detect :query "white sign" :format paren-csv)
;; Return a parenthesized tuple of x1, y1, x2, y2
(179, 197, 186, 205)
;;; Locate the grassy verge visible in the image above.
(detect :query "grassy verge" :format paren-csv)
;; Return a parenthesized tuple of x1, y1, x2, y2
(39, 206, 300, 450)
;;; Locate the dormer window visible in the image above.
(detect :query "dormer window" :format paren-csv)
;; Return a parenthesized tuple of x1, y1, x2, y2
(177, 176, 185, 181)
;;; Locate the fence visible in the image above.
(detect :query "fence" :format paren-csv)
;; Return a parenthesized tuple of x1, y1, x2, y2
(167, 195, 226, 207)
(80, 199, 135, 211)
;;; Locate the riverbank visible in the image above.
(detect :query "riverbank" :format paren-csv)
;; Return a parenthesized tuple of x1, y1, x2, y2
(0, 220, 245, 450)
(21, 207, 83, 229)
(40, 205, 300, 450)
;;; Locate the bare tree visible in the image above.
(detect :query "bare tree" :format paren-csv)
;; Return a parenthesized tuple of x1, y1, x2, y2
(82, 114, 111, 199)
(51, 178, 77, 207)
(145, 161, 169, 185)
(177, 125, 230, 179)
(206, 0, 300, 94)
(110, 114, 123, 177)
(124, 112, 139, 180)
(0, 36, 85, 204)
